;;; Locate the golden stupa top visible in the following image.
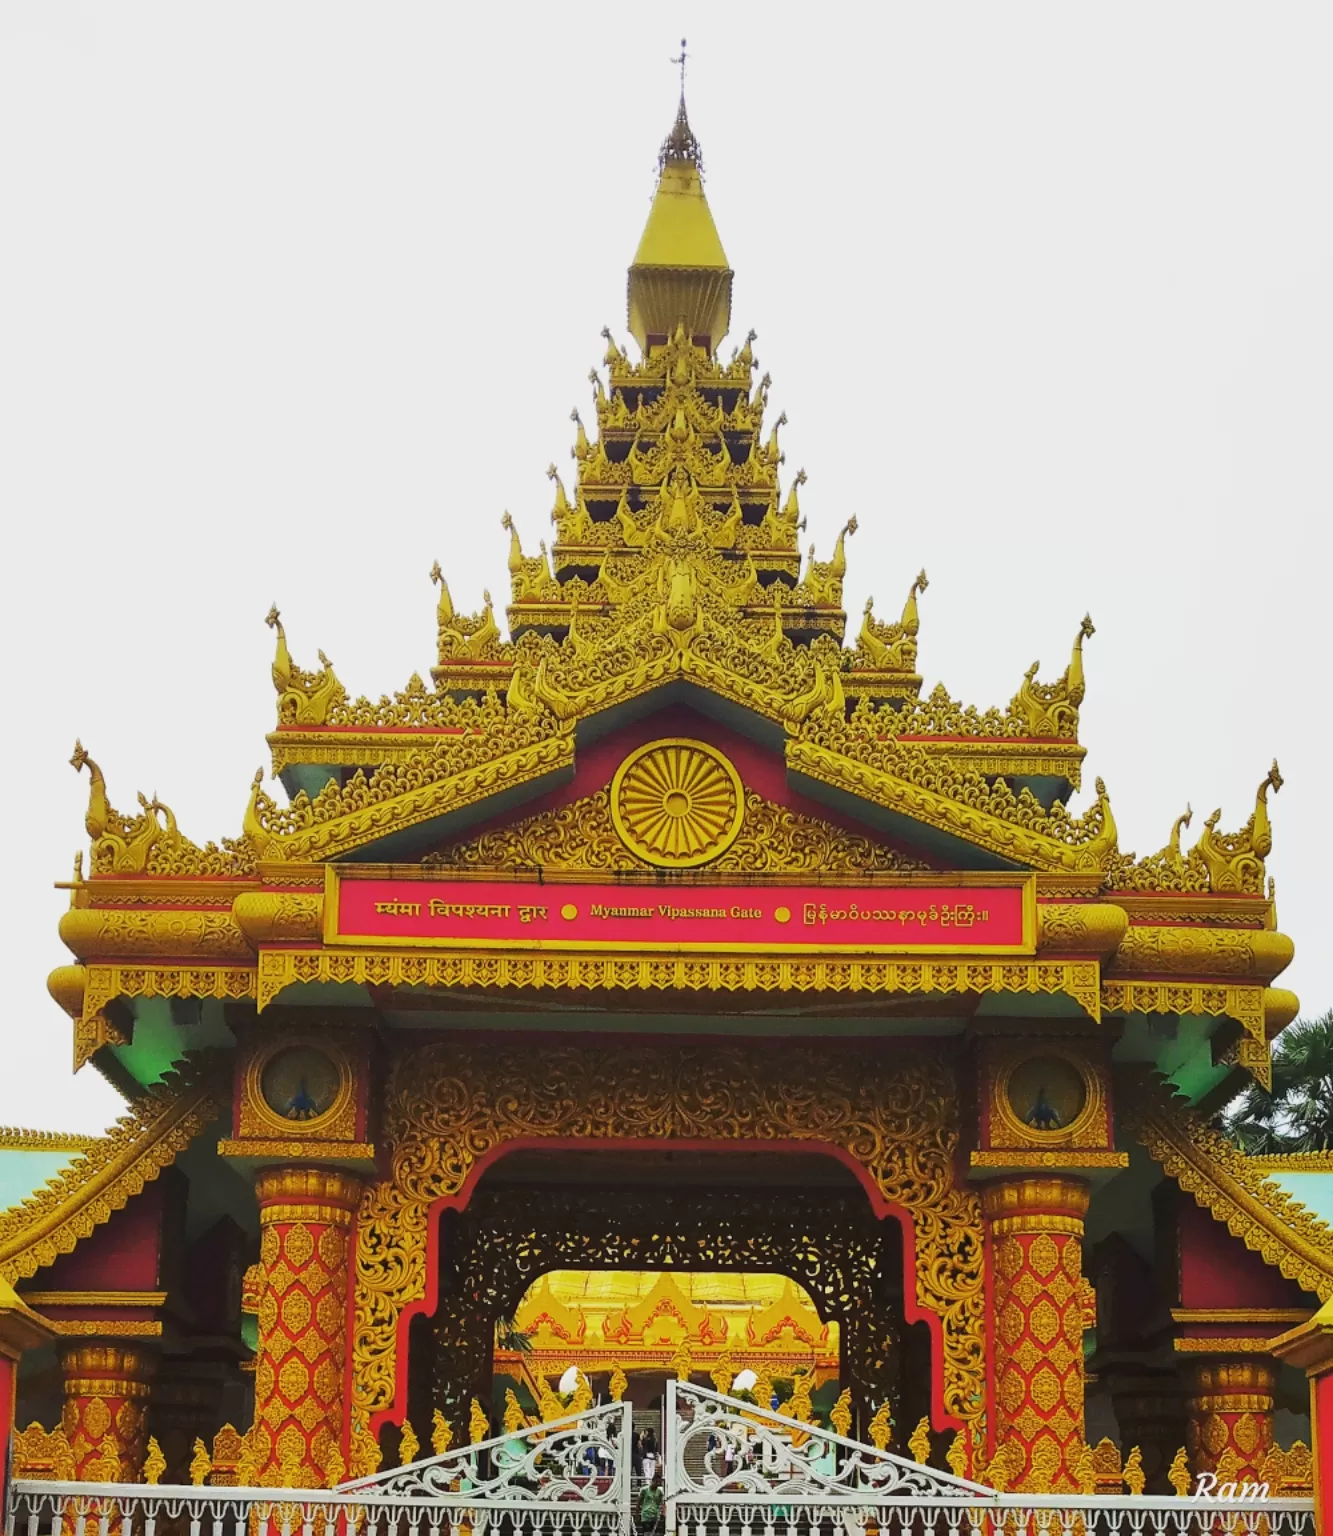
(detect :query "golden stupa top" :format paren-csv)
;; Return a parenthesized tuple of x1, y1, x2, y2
(628, 95, 732, 350)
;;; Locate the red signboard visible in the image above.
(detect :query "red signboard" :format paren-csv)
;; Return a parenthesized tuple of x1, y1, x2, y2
(326, 876, 1034, 954)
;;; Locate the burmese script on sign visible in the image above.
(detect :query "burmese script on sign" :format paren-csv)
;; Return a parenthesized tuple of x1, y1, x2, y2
(333, 879, 1031, 952)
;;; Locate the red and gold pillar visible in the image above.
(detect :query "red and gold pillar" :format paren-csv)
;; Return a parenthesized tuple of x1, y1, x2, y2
(983, 1176, 1090, 1493)
(1272, 1299, 1333, 1531)
(60, 1344, 154, 1481)
(251, 1167, 361, 1487)
(0, 1278, 55, 1472)
(1183, 1358, 1275, 1482)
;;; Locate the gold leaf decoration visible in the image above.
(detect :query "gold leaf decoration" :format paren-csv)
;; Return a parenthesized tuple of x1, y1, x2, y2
(427, 786, 926, 875)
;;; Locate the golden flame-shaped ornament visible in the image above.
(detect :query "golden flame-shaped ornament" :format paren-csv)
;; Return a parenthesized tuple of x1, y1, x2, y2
(611, 738, 743, 868)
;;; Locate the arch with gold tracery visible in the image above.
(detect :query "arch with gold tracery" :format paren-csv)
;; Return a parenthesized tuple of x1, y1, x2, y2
(347, 1038, 986, 1475)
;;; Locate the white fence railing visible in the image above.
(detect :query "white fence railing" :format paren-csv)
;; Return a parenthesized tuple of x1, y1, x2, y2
(663, 1382, 1315, 1536)
(6, 1480, 1317, 1536)
(5, 1386, 1316, 1536)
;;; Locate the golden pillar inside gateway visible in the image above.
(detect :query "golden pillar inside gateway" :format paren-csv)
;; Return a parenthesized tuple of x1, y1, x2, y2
(1184, 1359, 1276, 1483)
(982, 1177, 1090, 1493)
(60, 1343, 154, 1482)
(251, 1167, 362, 1487)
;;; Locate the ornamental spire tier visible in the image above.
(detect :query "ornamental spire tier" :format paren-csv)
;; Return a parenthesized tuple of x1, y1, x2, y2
(627, 93, 732, 353)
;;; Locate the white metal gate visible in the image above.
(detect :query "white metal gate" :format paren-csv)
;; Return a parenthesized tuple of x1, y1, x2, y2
(662, 1381, 1316, 1536)
(665, 1380, 990, 1534)
(6, 1390, 1316, 1536)
(338, 1399, 634, 1534)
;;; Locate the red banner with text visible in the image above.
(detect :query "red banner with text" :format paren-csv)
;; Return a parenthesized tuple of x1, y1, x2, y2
(326, 876, 1034, 954)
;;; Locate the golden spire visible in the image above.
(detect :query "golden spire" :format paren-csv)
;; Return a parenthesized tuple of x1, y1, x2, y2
(628, 44, 732, 353)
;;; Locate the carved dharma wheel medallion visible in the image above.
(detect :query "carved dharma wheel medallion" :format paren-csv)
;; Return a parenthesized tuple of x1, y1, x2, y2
(611, 738, 744, 867)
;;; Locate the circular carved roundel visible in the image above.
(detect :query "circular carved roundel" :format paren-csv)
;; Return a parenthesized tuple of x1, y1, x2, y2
(260, 1044, 342, 1124)
(1005, 1055, 1088, 1136)
(610, 738, 744, 868)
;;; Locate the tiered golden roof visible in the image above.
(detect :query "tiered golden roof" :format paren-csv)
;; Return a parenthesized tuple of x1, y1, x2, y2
(51, 95, 1296, 1095)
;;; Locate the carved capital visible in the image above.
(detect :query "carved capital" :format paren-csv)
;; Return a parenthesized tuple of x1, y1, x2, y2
(255, 1165, 364, 1220)
(981, 1175, 1090, 1232)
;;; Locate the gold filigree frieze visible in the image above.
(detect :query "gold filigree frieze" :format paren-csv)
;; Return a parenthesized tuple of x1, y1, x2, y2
(73, 965, 255, 1070)
(1127, 1076, 1333, 1303)
(0, 1062, 222, 1282)
(1101, 977, 1267, 1057)
(903, 738, 1088, 791)
(258, 947, 1099, 1014)
(969, 1150, 1129, 1169)
(352, 1041, 985, 1449)
(426, 785, 929, 875)
(249, 723, 574, 862)
(786, 735, 1117, 872)
(1250, 1151, 1333, 1172)
(46, 1319, 163, 1337)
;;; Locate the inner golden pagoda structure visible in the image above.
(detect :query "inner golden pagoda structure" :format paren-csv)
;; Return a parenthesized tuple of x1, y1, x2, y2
(3, 92, 1332, 1517)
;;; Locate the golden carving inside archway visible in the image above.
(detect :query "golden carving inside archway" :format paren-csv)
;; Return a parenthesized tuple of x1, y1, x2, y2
(350, 1039, 984, 1476)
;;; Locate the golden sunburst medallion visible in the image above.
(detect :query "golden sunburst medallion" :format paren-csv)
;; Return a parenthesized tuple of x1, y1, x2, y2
(611, 739, 744, 868)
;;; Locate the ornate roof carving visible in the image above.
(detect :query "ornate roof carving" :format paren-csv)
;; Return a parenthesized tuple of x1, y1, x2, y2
(1128, 1072, 1333, 1302)
(426, 786, 930, 875)
(1105, 763, 1282, 896)
(0, 1059, 222, 1282)
(58, 107, 1291, 1070)
(0, 1128, 98, 1152)
(70, 742, 255, 878)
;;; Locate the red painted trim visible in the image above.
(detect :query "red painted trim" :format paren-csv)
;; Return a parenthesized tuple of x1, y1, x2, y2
(982, 1221, 997, 1461)
(1313, 1371, 1333, 1533)
(342, 1206, 363, 1464)
(367, 1135, 964, 1443)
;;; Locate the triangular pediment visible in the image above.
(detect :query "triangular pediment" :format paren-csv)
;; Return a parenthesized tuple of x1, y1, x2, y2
(426, 780, 931, 876)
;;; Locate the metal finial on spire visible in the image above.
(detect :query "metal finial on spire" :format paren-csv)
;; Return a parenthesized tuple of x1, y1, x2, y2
(660, 37, 703, 173)
(671, 36, 688, 95)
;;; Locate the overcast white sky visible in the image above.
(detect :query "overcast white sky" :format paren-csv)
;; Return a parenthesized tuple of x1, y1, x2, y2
(1, 5, 1329, 1133)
